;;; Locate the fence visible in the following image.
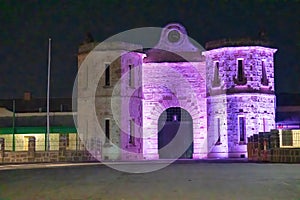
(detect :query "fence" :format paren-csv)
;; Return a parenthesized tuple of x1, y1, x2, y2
(0, 132, 84, 152)
(0, 126, 103, 163)
(0, 126, 84, 151)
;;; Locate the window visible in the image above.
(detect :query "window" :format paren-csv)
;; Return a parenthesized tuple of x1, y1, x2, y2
(212, 61, 221, 87)
(105, 63, 110, 86)
(237, 59, 243, 82)
(239, 116, 246, 143)
(129, 120, 135, 145)
(261, 60, 269, 86)
(129, 65, 134, 87)
(59, 133, 69, 147)
(105, 119, 110, 143)
(282, 130, 293, 146)
(66, 133, 69, 147)
(234, 58, 247, 85)
(165, 107, 190, 121)
(216, 118, 221, 145)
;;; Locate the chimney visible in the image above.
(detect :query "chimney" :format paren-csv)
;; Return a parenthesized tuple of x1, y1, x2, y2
(24, 92, 31, 101)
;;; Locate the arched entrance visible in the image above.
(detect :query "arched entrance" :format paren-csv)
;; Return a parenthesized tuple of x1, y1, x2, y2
(158, 107, 193, 159)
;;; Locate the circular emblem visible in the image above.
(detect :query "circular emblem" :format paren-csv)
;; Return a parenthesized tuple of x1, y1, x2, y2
(168, 30, 181, 43)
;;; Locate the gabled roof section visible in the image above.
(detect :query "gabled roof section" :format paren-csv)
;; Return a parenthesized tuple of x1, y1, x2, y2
(144, 23, 204, 63)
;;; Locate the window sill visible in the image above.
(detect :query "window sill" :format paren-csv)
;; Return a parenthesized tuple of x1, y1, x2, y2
(211, 85, 222, 90)
(103, 143, 112, 147)
(103, 85, 112, 88)
(239, 142, 246, 145)
(281, 145, 293, 148)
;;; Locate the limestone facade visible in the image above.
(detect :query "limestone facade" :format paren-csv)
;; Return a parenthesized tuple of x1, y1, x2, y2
(204, 46, 277, 158)
(77, 23, 277, 160)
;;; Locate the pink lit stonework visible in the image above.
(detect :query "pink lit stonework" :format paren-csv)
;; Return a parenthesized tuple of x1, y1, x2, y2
(77, 23, 277, 160)
(204, 46, 277, 158)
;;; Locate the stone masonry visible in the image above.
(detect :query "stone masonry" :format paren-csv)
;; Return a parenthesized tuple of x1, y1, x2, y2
(76, 23, 277, 160)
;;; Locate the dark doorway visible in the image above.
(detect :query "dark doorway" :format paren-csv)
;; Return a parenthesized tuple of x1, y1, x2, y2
(158, 107, 193, 159)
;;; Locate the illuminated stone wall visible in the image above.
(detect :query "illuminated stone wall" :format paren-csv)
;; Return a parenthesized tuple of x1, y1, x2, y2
(120, 52, 144, 160)
(204, 46, 277, 158)
(77, 24, 278, 160)
(140, 23, 207, 159)
(142, 62, 207, 159)
(78, 42, 144, 160)
(78, 49, 121, 160)
(204, 46, 276, 91)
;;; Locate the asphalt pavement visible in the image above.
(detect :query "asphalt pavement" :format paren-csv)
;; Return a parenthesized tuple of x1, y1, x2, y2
(0, 161, 299, 200)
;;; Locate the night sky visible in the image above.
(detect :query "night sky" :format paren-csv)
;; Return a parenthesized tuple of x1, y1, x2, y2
(0, 0, 299, 99)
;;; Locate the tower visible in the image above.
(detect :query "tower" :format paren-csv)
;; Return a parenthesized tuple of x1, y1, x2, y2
(203, 38, 277, 158)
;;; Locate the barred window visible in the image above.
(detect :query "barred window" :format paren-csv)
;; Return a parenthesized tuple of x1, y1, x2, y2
(164, 107, 191, 122)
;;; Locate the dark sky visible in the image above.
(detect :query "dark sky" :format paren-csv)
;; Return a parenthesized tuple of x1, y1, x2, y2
(0, 0, 299, 99)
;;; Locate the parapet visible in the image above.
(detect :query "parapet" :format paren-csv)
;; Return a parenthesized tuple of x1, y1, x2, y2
(205, 37, 271, 50)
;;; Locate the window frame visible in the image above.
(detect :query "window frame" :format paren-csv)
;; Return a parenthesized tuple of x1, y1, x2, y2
(281, 130, 293, 147)
(129, 119, 135, 145)
(216, 117, 221, 145)
(105, 119, 110, 144)
(104, 63, 111, 86)
(237, 58, 244, 82)
(261, 59, 269, 86)
(212, 61, 221, 88)
(129, 64, 135, 88)
(238, 115, 246, 144)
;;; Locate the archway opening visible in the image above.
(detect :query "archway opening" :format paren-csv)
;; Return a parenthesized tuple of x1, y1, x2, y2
(158, 107, 193, 159)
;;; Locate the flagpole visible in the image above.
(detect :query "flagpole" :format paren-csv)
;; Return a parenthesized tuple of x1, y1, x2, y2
(46, 38, 51, 151)
(12, 99, 15, 151)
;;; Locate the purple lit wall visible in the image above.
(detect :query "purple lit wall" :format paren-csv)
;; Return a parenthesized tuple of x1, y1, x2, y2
(141, 62, 207, 159)
(77, 23, 278, 160)
(139, 24, 207, 159)
(120, 52, 144, 160)
(203, 46, 277, 158)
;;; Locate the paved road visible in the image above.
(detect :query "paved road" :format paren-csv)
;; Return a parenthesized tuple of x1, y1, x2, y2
(0, 162, 299, 200)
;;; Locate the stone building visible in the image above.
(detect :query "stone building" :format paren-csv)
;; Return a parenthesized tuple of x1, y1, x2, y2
(77, 23, 277, 160)
(204, 41, 276, 158)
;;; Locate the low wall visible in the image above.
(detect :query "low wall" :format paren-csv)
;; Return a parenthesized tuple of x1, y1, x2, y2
(247, 130, 300, 163)
(0, 136, 99, 164)
(0, 150, 98, 163)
